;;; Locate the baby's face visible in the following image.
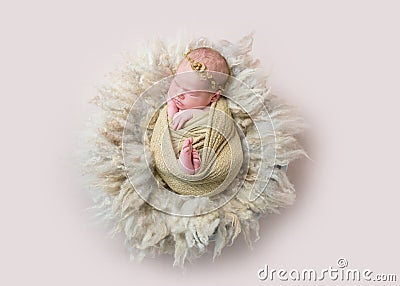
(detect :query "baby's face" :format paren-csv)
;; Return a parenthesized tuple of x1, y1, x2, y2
(168, 67, 218, 110)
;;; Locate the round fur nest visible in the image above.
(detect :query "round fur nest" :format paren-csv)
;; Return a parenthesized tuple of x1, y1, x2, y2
(82, 34, 307, 267)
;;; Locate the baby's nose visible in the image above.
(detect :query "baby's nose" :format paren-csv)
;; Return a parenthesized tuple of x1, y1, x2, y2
(178, 94, 185, 100)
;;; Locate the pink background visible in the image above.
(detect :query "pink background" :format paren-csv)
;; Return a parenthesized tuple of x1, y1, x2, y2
(1, 0, 399, 285)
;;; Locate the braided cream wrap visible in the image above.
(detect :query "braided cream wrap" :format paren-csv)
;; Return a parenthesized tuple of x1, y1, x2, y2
(150, 97, 243, 196)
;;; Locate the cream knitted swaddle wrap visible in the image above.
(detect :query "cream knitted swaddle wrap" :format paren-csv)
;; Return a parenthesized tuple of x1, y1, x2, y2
(150, 97, 243, 196)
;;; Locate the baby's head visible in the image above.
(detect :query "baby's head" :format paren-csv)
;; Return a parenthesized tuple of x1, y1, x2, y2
(168, 47, 230, 110)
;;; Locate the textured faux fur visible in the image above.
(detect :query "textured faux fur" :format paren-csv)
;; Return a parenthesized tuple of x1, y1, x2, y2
(81, 34, 307, 267)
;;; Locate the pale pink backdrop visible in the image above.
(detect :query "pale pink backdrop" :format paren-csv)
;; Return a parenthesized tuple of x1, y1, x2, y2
(1, 1, 399, 285)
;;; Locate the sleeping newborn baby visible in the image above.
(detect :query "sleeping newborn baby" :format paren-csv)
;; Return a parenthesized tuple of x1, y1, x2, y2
(166, 48, 230, 175)
(150, 47, 242, 196)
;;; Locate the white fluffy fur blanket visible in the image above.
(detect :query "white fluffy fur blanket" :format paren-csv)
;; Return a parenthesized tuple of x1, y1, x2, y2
(82, 34, 307, 267)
